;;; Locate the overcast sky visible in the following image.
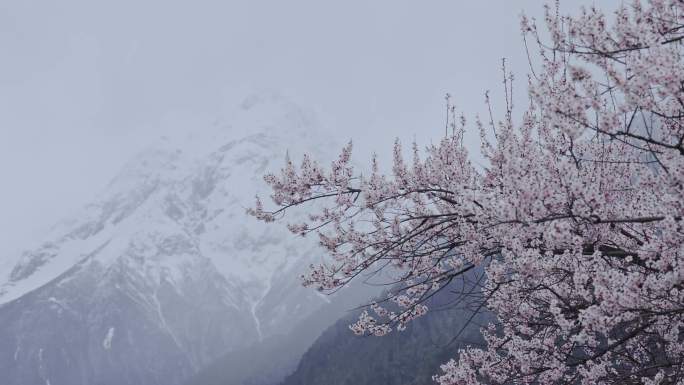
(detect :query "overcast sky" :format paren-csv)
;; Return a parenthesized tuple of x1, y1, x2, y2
(0, 0, 617, 254)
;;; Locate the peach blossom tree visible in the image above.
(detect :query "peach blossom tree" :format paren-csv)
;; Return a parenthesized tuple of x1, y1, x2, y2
(251, 1, 684, 383)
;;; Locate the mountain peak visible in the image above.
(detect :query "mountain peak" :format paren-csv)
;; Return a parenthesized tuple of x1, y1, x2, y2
(0, 95, 336, 310)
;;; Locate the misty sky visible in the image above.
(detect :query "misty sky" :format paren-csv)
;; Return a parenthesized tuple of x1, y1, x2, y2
(0, 0, 617, 254)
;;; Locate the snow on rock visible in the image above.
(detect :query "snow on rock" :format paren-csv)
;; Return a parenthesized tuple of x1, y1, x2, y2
(0, 93, 337, 313)
(0, 93, 349, 385)
(103, 327, 115, 350)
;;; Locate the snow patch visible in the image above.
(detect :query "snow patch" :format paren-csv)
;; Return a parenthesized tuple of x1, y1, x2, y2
(152, 291, 182, 348)
(38, 347, 51, 385)
(251, 278, 272, 341)
(103, 327, 115, 350)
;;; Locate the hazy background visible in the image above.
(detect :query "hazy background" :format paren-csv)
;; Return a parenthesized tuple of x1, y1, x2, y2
(0, 0, 616, 255)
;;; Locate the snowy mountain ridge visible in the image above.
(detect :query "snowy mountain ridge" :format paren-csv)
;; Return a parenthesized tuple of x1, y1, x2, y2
(1, 93, 335, 309)
(0, 94, 349, 385)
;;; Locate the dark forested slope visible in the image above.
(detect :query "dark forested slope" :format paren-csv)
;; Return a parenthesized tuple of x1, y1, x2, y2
(282, 284, 489, 385)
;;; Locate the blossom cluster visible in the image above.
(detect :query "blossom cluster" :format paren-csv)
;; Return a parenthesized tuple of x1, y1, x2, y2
(251, 1, 684, 384)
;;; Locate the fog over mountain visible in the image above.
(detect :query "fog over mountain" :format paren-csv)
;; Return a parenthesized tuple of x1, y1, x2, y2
(0, 96, 374, 385)
(2, 0, 621, 253)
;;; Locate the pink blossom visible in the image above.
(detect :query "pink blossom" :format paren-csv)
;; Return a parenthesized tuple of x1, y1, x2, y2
(251, 1, 684, 384)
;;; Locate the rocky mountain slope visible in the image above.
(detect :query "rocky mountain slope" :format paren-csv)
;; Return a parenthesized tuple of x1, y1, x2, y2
(0, 94, 360, 385)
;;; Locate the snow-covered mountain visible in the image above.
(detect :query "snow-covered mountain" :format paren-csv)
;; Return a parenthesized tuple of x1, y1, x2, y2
(0, 94, 352, 385)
